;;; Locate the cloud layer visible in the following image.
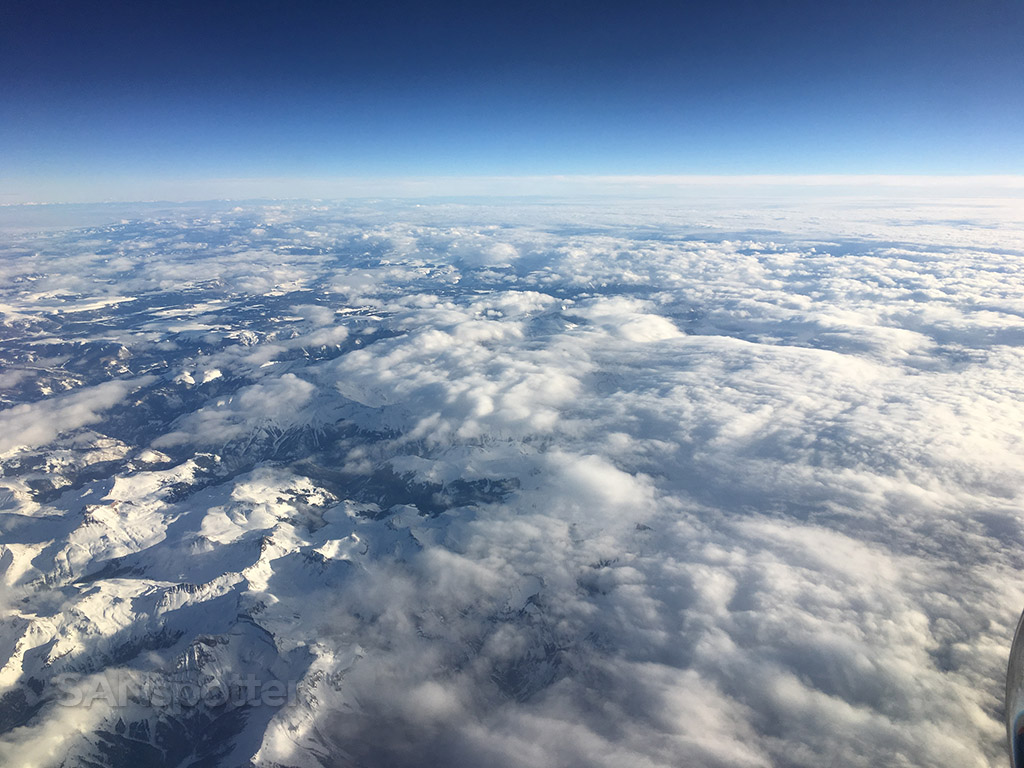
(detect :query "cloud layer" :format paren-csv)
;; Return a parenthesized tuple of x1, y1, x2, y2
(1, 195, 1023, 767)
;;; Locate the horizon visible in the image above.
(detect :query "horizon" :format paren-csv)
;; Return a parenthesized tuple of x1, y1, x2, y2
(5, 173, 1024, 206)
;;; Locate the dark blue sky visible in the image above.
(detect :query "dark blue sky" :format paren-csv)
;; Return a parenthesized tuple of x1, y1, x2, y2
(2, 0, 1023, 196)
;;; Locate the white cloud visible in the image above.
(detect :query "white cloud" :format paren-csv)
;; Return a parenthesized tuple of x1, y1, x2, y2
(0, 377, 155, 455)
(1, 194, 1023, 767)
(153, 373, 317, 448)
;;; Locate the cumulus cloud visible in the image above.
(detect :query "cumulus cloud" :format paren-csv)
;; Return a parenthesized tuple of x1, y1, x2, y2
(0, 377, 155, 454)
(572, 296, 683, 342)
(153, 373, 318, 448)
(1, 195, 1023, 767)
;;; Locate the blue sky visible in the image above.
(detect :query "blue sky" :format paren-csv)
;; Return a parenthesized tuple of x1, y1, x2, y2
(2, 0, 1023, 200)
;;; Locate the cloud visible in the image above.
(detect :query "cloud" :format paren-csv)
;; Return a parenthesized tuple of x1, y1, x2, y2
(153, 373, 317, 448)
(0, 699, 107, 768)
(572, 296, 683, 342)
(1, 195, 1023, 767)
(0, 377, 155, 455)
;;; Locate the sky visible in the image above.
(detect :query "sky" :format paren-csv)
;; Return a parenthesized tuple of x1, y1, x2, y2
(2, 0, 1024, 200)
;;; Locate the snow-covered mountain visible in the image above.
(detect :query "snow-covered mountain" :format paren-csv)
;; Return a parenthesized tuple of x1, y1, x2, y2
(2, 196, 1024, 767)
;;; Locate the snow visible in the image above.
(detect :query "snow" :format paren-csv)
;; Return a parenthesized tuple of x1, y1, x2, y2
(1, 195, 1023, 767)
